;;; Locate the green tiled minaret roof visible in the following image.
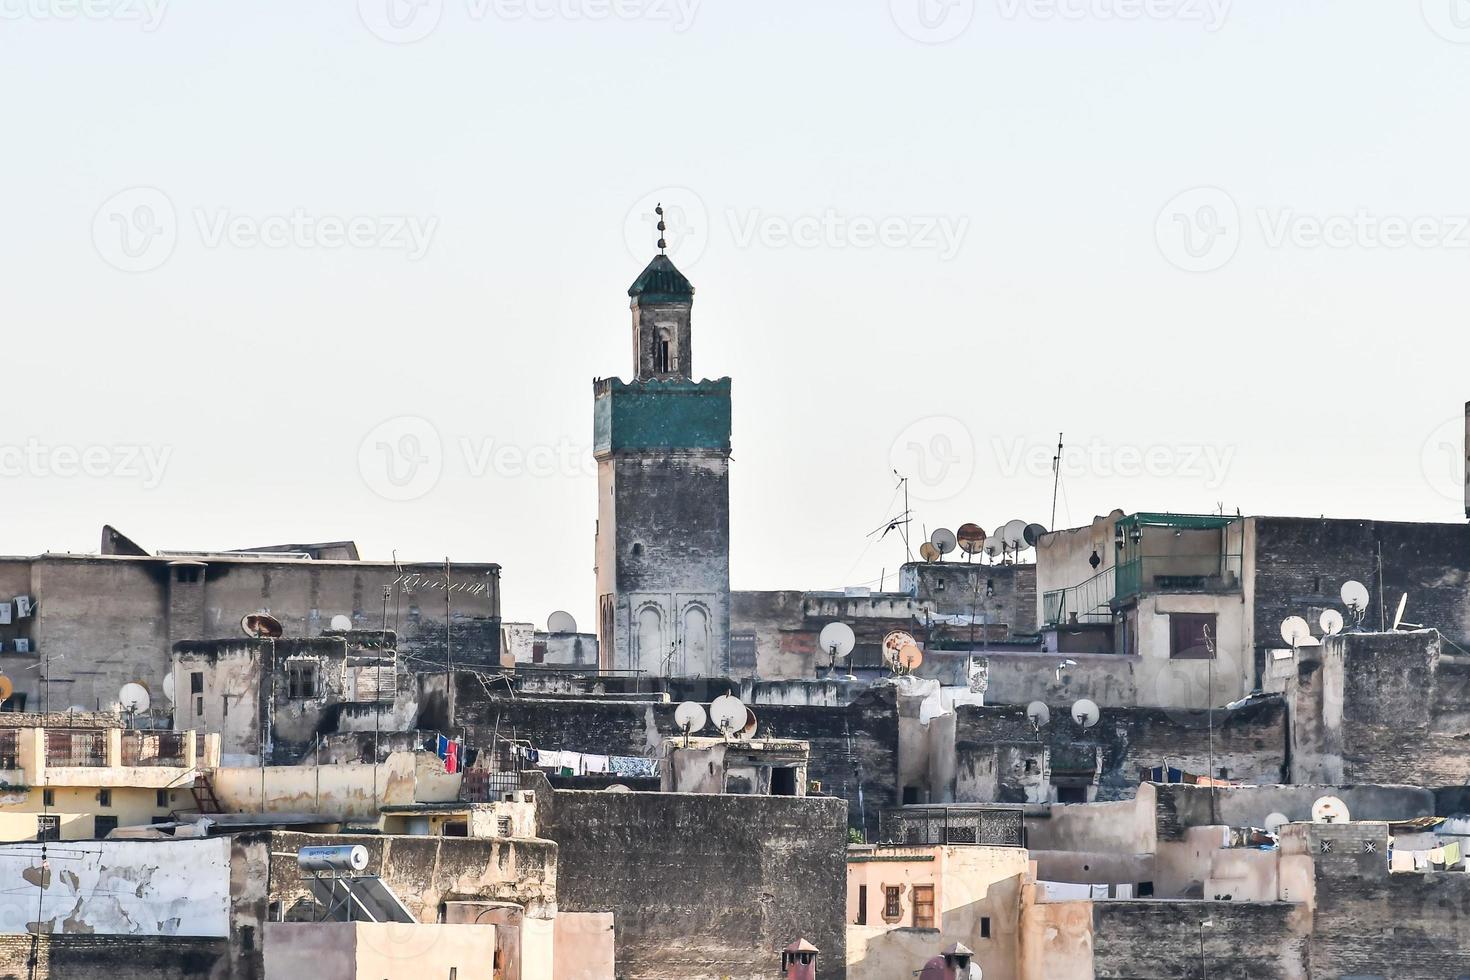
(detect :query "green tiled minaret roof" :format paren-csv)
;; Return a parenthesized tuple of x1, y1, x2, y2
(627, 254, 694, 303)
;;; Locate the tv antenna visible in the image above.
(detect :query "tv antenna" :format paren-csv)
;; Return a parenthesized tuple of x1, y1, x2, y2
(1050, 432, 1063, 530)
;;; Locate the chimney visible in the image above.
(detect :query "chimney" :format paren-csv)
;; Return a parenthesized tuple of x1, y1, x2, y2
(919, 942, 977, 979)
(782, 939, 819, 980)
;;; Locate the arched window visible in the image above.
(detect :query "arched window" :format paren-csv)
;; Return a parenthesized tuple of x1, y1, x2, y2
(636, 605, 664, 673)
(682, 604, 710, 675)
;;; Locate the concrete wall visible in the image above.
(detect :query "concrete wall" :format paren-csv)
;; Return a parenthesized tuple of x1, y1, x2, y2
(0, 935, 230, 978)
(1090, 900, 1309, 979)
(263, 922, 498, 980)
(0, 837, 231, 936)
(552, 912, 615, 980)
(528, 775, 847, 980)
(1018, 891, 1093, 980)
(210, 751, 426, 821)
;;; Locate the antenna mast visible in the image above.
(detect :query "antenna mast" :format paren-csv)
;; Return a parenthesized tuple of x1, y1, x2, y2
(1050, 432, 1064, 530)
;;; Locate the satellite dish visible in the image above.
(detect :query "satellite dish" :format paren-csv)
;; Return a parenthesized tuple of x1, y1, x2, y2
(329, 614, 353, 632)
(1340, 581, 1370, 614)
(118, 682, 151, 714)
(162, 673, 175, 704)
(547, 610, 578, 634)
(1026, 701, 1050, 728)
(1320, 609, 1344, 636)
(882, 631, 918, 668)
(1393, 593, 1418, 631)
(897, 645, 924, 672)
(930, 528, 957, 556)
(1071, 699, 1100, 729)
(1003, 519, 1027, 549)
(1264, 812, 1290, 834)
(674, 701, 707, 735)
(818, 622, 856, 662)
(1312, 796, 1351, 824)
(242, 613, 284, 639)
(0, 676, 13, 702)
(734, 706, 759, 740)
(982, 538, 1004, 560)
(919, 542, 941, 563)
(710, 694, 747, 735)
(1280, 616, 1312, 648)
(603, 784, 632, 793)
(1023, 523, 1048, 547)
(957, 524, 987, 555)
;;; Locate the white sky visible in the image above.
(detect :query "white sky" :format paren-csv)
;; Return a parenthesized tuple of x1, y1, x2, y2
(3, 0, 1469, 631)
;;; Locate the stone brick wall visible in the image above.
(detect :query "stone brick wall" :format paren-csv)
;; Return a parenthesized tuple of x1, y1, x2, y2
(1091, 900, 1309, 978)
(0, 935, 230, 978)
(526, 773, 847, 980)
(1311, 872, 1470, 977)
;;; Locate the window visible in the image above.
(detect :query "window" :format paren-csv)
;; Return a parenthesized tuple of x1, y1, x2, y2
(912, 885, 936, 929)
(42, 789, 54, 807)
(97, 789, 111, 808)
(981, 916, 991, 939)
(1056, 785, 1087, 804)
(195, 695, 204, 717)
(190, 672, 203, 695)
(1, 693, 26, 712)
(1137, 881, 1155, 897)
(902, 786, 921, 805)
(36, 815, 59, 842)
(156, 790, 169, 808)
(883, 886, 902, 922)
(287, 662, 319, 699)
(771, 767, 797, 796)
(658, 339, 671, 373)
(1169, 612, 1217, 659)
(222, 695, 228, 717)
(856, 885, 867, 925)
(94, 816, 118, 839)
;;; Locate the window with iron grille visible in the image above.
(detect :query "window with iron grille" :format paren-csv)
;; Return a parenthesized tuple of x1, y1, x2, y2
(883, 886, 902, 922)
(45, 730, 105, 767)
(287, 662, 319, 699)
(36, 816, 59, 842)
(0, 730, 18, 770)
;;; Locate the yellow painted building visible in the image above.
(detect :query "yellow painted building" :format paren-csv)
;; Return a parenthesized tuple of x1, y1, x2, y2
(0, 716, 217, 842)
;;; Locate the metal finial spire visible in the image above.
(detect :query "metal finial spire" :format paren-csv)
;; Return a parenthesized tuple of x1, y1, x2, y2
(656, 203, 667, 254)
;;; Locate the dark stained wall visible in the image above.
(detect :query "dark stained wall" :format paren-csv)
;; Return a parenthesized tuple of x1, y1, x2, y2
(526, 774, 847, 980)
(1091, 900, 1309, 979)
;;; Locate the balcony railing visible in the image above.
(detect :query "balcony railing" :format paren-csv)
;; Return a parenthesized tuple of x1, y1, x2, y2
(1043, 565, 1116, 627)
(120, 732, 188, 767)
(1115, 553, 1243, 600)
(45, 731, 106, 767)
(880, 806, 1025, 847)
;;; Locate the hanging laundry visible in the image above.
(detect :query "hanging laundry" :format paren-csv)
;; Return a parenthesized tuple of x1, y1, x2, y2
(582, 754, 610, 775)
(445, 740, 460, 774)
(1442, 841, 1462, 868)
(610, 756, 659, 779)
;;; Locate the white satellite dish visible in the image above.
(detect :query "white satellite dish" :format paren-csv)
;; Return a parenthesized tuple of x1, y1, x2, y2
(1391, 593, 1421, 631)
(1312, 796, 1351, 824)
(674, 700, 707, 735)
(162, 673, 176, 705)
(1341, 580, 1370, 614)
(881, 630, 918, 668)
(1320, 609, 1344, 636)
(1003, 519, 1028, 549)
(1026, 701, 1050, 729)
(603, 784, 632, 793)
(982, 538, 1004, 560)
(818, 622, 856, 662)
(1071, 699, 1100, 729)
(1280, 616, 1313, 648)
(118, 682, 151, 714)
(330, 614, 353, 632)
(710, 694, 747, 735)
(1264, 812, 1290, 834)
(930, 528, 958, 556)
(548, 610, 578, 634)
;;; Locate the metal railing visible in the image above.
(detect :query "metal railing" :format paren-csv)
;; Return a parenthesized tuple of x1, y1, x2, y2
(120, 731, 188, 767)
(1115, 553, 1243, 600)
(880, 807, 1026, 847)
(1043, 565, 1115, 626)
(45, 730, 106, 767)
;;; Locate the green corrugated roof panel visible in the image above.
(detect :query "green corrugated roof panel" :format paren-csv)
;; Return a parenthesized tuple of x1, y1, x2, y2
(627, 254, 694, 303)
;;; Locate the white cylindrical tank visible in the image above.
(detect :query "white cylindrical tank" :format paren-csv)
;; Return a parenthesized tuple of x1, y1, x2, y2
(296, 845, 369, 873)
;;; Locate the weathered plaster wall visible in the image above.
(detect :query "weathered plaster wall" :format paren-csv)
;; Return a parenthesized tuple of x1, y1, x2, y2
(1090, 900, 1309, 979)
(0, 838, 231, 937)
(0, 935, 230, 978)
(263, 921, 499, 980)
(1152, 782, 1435, 842)
(528, 775, 846, 980)
(1018, 890, 1094, 980)
(210, 751, 422, 820)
